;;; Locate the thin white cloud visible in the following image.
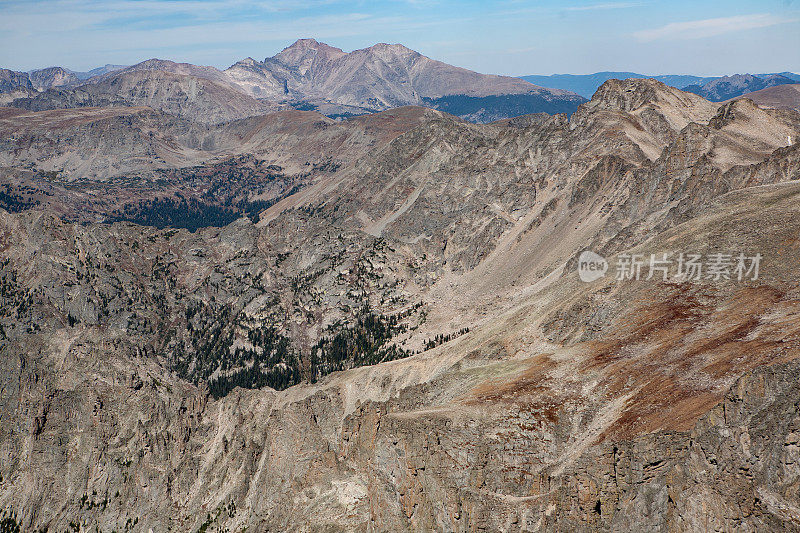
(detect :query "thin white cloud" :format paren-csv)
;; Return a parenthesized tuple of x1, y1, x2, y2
(634, 13, 797, 42)
(565, 2, 642, 11)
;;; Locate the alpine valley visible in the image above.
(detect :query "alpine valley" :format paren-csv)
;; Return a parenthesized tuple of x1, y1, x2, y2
(1, 39, 800, 532)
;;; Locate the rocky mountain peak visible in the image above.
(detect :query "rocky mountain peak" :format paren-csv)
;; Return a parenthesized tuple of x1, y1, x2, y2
(588, 77, 675, 112)
(28, 66, 80, 91)
(110, 58, 233, 85)
(365, 42, 415, 53)
(31, 66, 70, 75)
(132, 58, 178, 70)
(231, 57, 259, 68)
(358, 42, 419, 63)
(286, 37, 320, 48)
(720, 73, 758, 84)
(708, 96, 764, 129)
(0, 68, 34, 92)
(274, 38, 346, 71)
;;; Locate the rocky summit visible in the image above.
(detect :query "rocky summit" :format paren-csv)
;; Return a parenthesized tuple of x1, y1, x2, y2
(1, 29, 800, 531)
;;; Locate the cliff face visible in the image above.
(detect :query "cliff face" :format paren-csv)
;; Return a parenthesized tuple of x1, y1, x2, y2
(0, 80, 800, 531)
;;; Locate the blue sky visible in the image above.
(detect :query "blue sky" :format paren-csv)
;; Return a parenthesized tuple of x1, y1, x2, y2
(1, 0, 798, 75)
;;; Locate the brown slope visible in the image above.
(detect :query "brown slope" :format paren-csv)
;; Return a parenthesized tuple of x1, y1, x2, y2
(249, 79, 799, 345)
(91, 69, 276, 123)
(0, 105, 439, 183)
(725, 83, 800, 112)
(225, 105, 442, 175)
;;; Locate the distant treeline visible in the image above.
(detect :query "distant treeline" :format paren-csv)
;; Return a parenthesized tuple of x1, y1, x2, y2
(423, 93, 583, 120)
(107, 186, 302, 232)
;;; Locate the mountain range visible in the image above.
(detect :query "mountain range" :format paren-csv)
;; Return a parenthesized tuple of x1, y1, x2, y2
(521, 71, 800, 100)
(2, 68, 800, 530)
(0, 40, 587, 123)
(4, 41, 798, 127)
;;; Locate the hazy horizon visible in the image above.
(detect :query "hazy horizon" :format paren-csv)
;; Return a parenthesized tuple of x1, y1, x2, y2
(7, 44, 800, 79)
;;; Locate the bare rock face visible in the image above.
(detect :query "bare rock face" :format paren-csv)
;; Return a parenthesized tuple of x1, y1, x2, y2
(272, 38, 348, 76)
(0, 106, 231, 177)
(3, 181, 800, 531)
(0, 68, 35, 105)
(28, 66, 81, 91)
(0, 68, 33, 93)
(1, 79, 800, 531)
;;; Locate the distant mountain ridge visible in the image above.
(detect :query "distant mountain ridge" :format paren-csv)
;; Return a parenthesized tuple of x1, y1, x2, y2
(521, 71, 800, 99)
(25, 65, 128, 90)
(226, 39, 576, 104)
(28, 66, 80, 91)
(222, 39, 587, 119)
(0, 40, 586, 123)
(683, 74, 797, 101)
(4, 43, 799, 123)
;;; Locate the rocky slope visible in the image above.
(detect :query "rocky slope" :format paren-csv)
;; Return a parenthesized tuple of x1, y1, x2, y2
(0, 104, 439, 180)
(725, 84, 800, 112)
(0, 106, 233, 177)
(0, 69, 35, 105)
(11, 69, 278, 125)
(27, 66, 81, 91)
(0, 69, 33, 94)
(0, 79, 799, 531)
